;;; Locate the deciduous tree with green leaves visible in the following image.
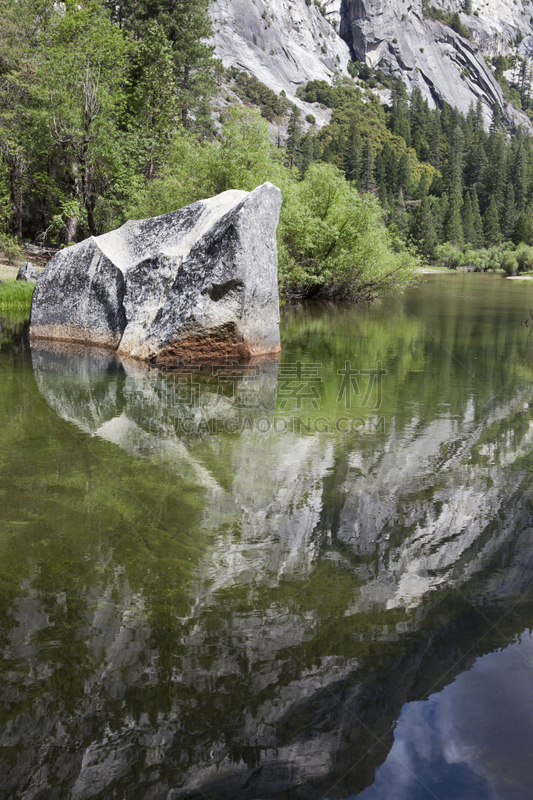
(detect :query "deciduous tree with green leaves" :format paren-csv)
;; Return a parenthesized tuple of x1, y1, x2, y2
(278, 162, 419, 299)
(0, 0, 133, 241)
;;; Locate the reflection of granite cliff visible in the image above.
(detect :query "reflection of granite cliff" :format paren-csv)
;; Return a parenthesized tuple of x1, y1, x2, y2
(31, 338, 533, 610)
(6, 339, 532, 797)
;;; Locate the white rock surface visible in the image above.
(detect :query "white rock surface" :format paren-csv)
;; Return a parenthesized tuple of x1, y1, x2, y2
(210, 0, 351, 95)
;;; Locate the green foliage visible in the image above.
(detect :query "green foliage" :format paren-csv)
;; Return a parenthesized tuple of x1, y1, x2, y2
(0, 234, 22, 265)
(484, 195, 502, 245)
(347, 60, 358, 79)
(501, 249, 518, 274)
(450, 11, 471, 38)
(296, 79, 340, 108)
(433, 241, 522, 272)
(295, 76, 533, 261)
(230, 70, 290, 122)
(462, 248, 491, 271)
(0, 0, 134, 241)
(214, 107, 279, 193)
(0, 0, 219, 242)
(515, 243, 533, 272)
(434, 242, 463, 269)
(106, 0, 218, 128)
(277, 162, 419, 299)
(0, 166, 10, 234)
(286, 105, 302, 168)
(127, 106, 278, 219)
(410, 196, 437, 258)
(0, 279, 34, 310)
(493, 55, 508, 76)
(421, 2, 471, 37)
(129, 20, 179, 181)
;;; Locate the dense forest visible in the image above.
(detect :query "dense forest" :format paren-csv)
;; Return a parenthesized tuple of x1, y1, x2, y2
(2, 0, 533, 299)
(297, 77, 533, 274)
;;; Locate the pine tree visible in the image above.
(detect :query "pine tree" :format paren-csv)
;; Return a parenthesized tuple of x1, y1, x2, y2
(417, 174, 430, 201)
(434, 194, 449, 244)
(512, 140, 528, 212)
(398, 152, 411, 195)
(363, 141, 376, 193)
(409, 87, 430, 160)
(445, 190, 464, 246)
(410, 194, 437, 257)
(108, 0, 217, 128)
(427, 110, 442, 169)
(465, 141, 488, 194)
(344, 116, 362, 185)
(462, 192, 474, 244)
(513, 214, 529, 245)
(299, 133, 315, 177)
(489, 102, 504, 136)
(501, 183, 516, 241)
(130, 21, 178, 180)
(483, 131, 507, 213)
(286, 105, 301, 168)
(391, 80, 411, 146)
(519, 58, 528, 102)
(393, 186, 409, 236)
(443, 125, 464, 246)
(376, 143, 397, 193)
(470, 188, 484, 248)
(474, 97, 484, 133)
(483, 195, 502, 246)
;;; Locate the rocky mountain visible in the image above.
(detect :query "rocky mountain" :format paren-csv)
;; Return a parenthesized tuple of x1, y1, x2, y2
(210, 0, 533, 129)
(210, 0, 350, 97)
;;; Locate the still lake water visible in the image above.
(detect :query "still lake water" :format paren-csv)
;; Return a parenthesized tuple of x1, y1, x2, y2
(2, 273, 533, 799)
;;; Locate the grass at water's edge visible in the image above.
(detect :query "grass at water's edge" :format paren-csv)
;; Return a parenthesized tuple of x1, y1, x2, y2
(0, 280, 35, 311)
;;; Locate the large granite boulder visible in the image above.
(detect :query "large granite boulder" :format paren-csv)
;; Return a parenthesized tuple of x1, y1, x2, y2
(29, 182, 282, 362)
(16, 262, 41, 282)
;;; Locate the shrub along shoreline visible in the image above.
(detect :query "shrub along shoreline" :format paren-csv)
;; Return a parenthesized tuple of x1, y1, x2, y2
(433, 241, 533, 274)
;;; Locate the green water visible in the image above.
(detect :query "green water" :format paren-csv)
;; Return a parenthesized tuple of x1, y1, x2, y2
(2, 274, 533, 799)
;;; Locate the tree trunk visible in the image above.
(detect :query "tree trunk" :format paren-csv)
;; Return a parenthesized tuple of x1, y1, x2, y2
(66, 215, 78, 243)
(8, 166, 22, 238)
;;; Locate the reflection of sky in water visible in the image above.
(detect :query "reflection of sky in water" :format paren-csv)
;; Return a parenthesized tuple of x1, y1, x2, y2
(352, 631, 533, 800)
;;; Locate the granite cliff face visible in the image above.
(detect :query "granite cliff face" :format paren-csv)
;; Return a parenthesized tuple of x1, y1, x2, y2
(341, 0, 532, 127)
(210, 0, 351, 97)
(211, 0, 533, 128)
